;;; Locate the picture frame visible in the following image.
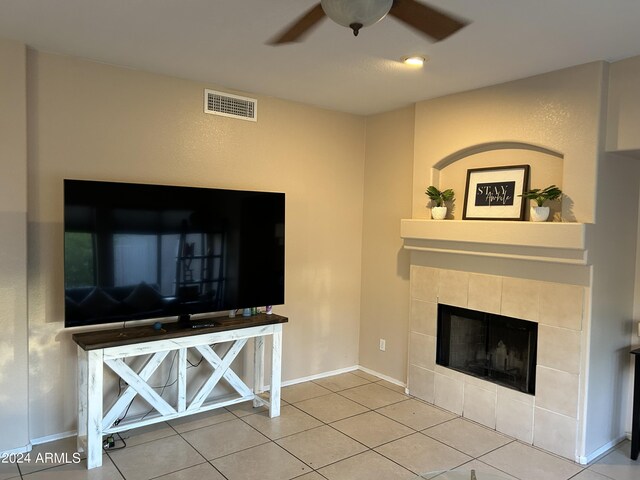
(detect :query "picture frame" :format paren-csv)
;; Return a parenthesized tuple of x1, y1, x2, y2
(462, 165, 530, 220)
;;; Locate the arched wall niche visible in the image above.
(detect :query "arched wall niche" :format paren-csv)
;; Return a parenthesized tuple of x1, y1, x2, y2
(430, 141, 565, 220)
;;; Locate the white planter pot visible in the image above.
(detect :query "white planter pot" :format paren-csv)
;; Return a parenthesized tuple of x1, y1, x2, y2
(530, 206, 550, 222)
(432, 206, 447, 220)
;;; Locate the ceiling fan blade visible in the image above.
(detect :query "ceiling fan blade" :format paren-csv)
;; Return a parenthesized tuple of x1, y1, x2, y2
(389, 0, 468, 41)
(268, 3, 326, 45)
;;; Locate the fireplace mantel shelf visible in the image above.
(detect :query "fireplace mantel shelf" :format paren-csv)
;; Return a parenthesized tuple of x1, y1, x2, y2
(401, 219, 592, 265)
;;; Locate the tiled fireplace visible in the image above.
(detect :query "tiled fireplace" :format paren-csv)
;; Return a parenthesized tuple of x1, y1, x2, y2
(436, 304, 538, 395)
(407, 266, 586, 461)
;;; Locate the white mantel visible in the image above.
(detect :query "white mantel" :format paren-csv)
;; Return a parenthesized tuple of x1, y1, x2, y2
(401, 219, 593, 266)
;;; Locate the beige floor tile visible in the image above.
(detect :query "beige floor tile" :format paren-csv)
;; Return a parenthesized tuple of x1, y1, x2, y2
(119, 421, 177, 447)
(313, 372, 371, 392)
(423, 418, 513, 457)
(377, 399, 457, 430)
(571, 470, 613, 480)
(276, 425, 367, 469)
(180, 418, 269, 460)
(352, 370, 383, 382)
(0, 461, 20, 480)
(167, 408, 236, 433)
(589, 441, 640, 480)
(226, 399, 268, 418)
(375, 433, 472, 474)
(18, 436, 87, 475)
(478, 441, 582, 480)
(17, 456, 124, 480)
(294, 393, 369, 423)
(318, 450, 417, 480)
(241, 404, 323, 439)
(293, 472, 328, 480)
(212, 442, 311, 480)
(281, 382, 332, 403)
(376, 379, 408, 393)
(107, 435, 205, 480)
(331, 411, 414, 448)
(153, 462, 226, 479)
(340, 383, 409, 409)
(451, 459, 520, 480)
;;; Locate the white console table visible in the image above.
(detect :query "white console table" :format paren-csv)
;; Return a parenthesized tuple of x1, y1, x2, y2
(72, 314, 287, 469)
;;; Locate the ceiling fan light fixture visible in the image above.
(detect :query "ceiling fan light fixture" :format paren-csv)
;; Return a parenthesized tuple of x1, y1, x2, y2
(403, 55, 427, 66)
(320, 0, 394, 36)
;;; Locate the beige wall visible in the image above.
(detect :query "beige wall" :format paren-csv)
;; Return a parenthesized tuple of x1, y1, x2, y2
(413, 62, 604, 223)
(607, 55, 640, 438)
(607, 54, 640, 154)
(359, 107, 414, 382)
(0, 38, 30, 452)
(26, 50, 366, 438)
(608, 55, 640, 426)
(632, 186, 640, 436)
(585, 151, 640, 454)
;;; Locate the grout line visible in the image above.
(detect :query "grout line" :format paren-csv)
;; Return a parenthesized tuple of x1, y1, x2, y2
(105, 451, 128, 480)
(145, 460, 210, 480)
(206, 460, 231, 480)
(263, 440, 316, 477)
(329, 422, 418, 451)
(460, 458, 523, 480)
(333, 388, 410, 411)
(371, 441, 431, 476)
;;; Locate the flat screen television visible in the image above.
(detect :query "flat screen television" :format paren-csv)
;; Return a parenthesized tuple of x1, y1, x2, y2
(64, 179, 285, 328)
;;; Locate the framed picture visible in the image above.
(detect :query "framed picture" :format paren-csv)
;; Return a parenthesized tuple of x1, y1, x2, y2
(462, 165, 530, 220)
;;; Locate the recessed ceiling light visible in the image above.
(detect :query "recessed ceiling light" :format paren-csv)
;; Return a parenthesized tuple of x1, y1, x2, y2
(402, 55, 427, 66)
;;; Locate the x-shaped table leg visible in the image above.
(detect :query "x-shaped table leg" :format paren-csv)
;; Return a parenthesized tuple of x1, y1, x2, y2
(188, 339, 252, 411)
(103, 351, 176, 427)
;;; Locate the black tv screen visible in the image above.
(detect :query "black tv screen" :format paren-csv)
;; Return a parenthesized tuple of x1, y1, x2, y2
(64, 180, 285, 328)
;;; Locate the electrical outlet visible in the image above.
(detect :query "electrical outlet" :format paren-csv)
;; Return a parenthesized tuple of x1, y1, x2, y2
(379, 339, 386, 351)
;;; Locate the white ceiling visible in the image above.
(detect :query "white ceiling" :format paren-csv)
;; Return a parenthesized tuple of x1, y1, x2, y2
(1, 0, 640, 115)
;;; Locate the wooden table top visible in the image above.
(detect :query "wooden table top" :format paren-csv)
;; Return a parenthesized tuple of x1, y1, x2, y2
(72, 313, 288, 351)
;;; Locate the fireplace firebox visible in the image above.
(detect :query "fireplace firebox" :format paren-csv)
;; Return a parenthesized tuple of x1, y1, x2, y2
(436, 304, 538, 394)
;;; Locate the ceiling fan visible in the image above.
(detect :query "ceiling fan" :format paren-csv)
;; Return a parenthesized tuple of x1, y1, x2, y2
(269, 0, 469, 44)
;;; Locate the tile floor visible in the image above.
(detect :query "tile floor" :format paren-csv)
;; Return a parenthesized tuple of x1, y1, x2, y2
(1, 370, 638, 480)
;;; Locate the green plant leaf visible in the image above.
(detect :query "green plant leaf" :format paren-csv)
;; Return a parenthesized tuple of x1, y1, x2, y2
(425, 185, 455, 207)
(519, 185, 562, 207)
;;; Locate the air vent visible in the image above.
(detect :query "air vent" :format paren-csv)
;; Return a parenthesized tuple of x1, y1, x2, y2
(204, 89, 257, 122)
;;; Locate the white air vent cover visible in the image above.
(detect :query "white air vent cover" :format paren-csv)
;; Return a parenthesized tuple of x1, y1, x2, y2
(204, 89, 257, 121)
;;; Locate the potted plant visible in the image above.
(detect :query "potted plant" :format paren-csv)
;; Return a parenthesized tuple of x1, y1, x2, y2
(425, 186, 455, 220)
(519, 185, 562, 222)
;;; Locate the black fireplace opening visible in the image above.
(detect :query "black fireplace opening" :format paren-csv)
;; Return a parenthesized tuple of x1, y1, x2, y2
(436, 304, 538, 395)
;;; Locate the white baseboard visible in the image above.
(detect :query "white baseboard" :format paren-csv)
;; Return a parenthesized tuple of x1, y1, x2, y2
(31, 430, 76, 446)
(577, 435, 627, 465)
(280, 364, 406, 389)
(356, 365, 406, 388)
(280, 365, 359, 387)
(0, 443, 32, 456)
